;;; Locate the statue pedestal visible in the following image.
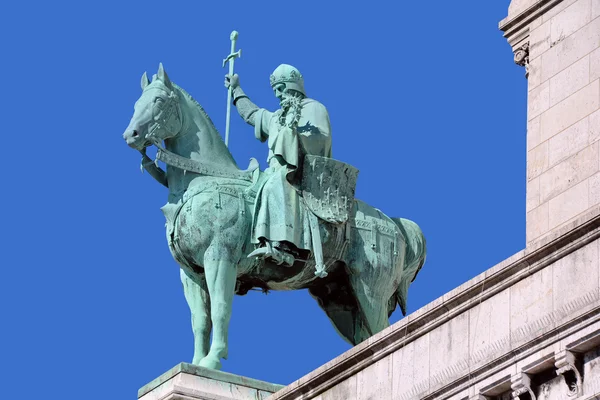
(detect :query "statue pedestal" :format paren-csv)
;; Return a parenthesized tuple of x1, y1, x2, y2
(138, 363, 284, 400)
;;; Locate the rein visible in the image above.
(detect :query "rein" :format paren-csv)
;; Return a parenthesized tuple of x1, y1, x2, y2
(149, 138, 257, 182)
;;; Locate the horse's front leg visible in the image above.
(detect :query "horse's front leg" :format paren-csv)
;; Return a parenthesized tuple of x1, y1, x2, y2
(198, 253, 237, 370)
(181, 269, 211, 365)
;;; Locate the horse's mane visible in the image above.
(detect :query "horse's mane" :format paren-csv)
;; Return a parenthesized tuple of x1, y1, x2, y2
(173, 83, 224, 143)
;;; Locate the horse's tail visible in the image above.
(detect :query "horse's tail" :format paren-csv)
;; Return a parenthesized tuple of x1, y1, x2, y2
(391, 218, 427, 316)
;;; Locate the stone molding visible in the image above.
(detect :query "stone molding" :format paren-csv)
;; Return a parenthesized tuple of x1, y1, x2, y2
(499, 0, 568, 78)
(499, 0, 565, 49)
(268, 211, 600, 400)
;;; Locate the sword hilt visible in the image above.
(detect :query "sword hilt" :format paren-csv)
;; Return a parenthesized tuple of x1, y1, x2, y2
(222, 49, 242, 68)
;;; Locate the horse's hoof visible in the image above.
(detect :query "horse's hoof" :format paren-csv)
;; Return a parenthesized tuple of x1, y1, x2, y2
(192, 356, 204, 365)
(198, 355, 222, 370)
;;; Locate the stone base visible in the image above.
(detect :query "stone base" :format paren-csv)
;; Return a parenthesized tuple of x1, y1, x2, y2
(138, 363, 284, 400)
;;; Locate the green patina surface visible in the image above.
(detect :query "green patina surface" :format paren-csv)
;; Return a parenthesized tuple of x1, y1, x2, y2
(123, 58, 426, 371)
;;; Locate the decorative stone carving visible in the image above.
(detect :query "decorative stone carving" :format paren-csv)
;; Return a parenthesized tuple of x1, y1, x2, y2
(511, 372, 536, 400)
(555, 350, 582, 397)
(513, 42, 530, 78)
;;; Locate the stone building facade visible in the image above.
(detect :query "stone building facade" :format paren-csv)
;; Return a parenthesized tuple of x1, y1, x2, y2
(509, 0, 600, 246)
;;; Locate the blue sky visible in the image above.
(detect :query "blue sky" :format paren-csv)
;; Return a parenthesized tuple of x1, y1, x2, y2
(0, 1, 525, 398)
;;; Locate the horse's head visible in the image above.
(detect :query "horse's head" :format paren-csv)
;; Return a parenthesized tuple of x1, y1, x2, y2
(123, 63, 182, 150)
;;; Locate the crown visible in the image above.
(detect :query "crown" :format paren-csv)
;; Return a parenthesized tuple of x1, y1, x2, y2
(270, 69, 303, 86)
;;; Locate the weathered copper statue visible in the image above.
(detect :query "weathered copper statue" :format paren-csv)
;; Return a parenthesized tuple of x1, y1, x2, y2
(123, 62, 426, 370)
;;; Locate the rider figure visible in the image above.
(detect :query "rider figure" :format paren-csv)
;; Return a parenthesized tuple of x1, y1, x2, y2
(225, 64, 332, 266)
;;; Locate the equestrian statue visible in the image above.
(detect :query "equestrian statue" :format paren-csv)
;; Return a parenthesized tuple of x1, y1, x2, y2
(122, 57, 426, 370)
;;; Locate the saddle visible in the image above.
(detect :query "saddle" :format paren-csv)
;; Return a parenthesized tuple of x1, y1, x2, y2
(244, 155, 359, 278)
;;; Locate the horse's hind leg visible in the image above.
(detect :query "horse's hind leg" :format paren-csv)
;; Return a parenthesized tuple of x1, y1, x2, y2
(309, 282, 361, 346)
(181, 269, 211, 365)
(350, 272, 391, 343)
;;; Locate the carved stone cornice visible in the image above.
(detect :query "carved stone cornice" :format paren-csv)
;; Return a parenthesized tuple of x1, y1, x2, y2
(499, 0, 566, 79)
(499, 0, 565, 46)
(513, 42, 530, 78)
(555, 350, 582, 397)
(511, 372, 536, 400)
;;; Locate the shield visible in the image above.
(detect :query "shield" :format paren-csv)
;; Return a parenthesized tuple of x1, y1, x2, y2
(301, 155, 359, 224)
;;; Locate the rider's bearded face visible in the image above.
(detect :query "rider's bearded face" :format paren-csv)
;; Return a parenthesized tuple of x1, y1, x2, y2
(273, 83, 287, 106)
(278, 88, 302, 112)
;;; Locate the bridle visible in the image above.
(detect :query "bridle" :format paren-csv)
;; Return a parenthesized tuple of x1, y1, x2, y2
(145, 86, 182, 140)
(139, 86, 258, 182)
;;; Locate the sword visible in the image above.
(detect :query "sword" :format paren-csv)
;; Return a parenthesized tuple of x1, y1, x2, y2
(222, 30, 241, 147)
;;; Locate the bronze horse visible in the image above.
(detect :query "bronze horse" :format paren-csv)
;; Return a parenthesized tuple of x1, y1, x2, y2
(123, 64, 426, 369)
